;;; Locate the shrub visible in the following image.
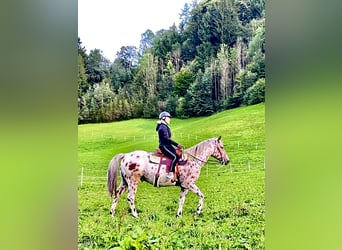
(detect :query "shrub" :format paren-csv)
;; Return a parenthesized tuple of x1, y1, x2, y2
(243, 78, 265, 105)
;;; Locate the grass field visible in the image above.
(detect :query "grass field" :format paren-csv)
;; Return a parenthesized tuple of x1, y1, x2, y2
(78, 103, 265, 249)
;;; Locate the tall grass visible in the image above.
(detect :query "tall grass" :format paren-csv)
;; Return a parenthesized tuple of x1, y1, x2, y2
(78, 103, 265, 249)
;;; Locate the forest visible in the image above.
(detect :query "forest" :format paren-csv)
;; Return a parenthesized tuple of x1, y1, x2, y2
(78, 0, 265, 124)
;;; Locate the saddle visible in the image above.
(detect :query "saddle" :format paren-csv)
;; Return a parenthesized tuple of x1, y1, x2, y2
(149, 148, 187, 187)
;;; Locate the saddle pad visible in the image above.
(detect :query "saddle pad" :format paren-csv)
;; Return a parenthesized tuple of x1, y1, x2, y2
(149, 153, 167, 164)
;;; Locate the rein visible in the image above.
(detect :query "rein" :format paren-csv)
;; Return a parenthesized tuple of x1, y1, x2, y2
(185, 151, 221, 164)
(185, 151, 206, 163)
(185, 140, 224, 165)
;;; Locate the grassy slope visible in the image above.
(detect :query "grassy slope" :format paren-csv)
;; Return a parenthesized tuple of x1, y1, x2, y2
(78, 103, 265, 249)
(78, 103, 264, 172)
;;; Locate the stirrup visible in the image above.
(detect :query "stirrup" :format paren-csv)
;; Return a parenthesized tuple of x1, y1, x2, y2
(166, 172, 174, 179)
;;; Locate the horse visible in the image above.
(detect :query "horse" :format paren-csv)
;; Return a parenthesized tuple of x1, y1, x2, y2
(107, 136, 229, 218)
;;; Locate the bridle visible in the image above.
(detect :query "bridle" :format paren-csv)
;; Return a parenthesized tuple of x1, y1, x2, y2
(213, 140, 227, 164)
(185, 140, 226, 164)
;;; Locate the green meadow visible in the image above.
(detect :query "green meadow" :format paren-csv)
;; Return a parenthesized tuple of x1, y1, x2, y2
(78, 103, 265, 249)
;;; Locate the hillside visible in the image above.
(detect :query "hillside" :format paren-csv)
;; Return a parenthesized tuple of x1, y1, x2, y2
(78, 0, 265, 123)
(78, 103, 264, 172)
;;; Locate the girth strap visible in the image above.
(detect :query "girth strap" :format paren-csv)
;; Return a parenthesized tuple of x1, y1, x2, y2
(153, 156, 164, 187)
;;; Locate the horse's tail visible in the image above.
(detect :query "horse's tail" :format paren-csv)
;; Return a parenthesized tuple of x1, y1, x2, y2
(107, 153, 125, 198)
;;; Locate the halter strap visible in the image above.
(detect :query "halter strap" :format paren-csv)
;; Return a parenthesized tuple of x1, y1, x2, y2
(215, 140, 224, 159)
(213, 139, 228, 165)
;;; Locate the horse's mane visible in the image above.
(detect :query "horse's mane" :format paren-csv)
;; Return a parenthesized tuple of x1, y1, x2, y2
(184, 138, 215, 158)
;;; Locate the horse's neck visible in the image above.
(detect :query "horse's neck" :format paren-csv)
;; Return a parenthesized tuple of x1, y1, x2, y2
(185, 139, 214, 164)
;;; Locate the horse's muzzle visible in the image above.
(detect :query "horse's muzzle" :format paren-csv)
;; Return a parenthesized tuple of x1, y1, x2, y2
(221, 158, 229, 165)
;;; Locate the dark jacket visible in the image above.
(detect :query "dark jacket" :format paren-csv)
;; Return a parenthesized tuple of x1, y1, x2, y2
(156, 122, 178, 147)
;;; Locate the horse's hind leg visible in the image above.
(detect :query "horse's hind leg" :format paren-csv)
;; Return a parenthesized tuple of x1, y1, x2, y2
(110, 183, 127, 217)
(127, 180, 139, 218)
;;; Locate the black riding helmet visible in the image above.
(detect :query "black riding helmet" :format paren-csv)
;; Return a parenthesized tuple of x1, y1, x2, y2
(159, 111, 171, 120)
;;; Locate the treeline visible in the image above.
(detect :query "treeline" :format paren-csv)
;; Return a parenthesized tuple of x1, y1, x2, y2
(78, 0, 265, 124)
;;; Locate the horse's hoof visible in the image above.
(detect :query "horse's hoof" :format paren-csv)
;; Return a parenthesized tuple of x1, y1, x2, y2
(110, 210, 115, 217)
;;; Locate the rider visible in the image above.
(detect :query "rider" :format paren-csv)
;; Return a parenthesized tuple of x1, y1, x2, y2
(156, 111, 183, 181)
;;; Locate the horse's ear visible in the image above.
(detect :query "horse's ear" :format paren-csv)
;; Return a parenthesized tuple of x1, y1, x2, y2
(217, 136, 221, 141)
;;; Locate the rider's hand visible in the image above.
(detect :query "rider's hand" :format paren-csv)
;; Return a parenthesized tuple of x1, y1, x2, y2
(177, 144, 183, 149)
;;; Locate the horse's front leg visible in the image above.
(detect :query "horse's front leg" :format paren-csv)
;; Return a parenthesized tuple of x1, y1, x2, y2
(177, 188, 189, 217)
(188, 184, 204, 216)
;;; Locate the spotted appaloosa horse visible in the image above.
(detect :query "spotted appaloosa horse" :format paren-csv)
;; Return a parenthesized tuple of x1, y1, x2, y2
(107, 136, 229, 218)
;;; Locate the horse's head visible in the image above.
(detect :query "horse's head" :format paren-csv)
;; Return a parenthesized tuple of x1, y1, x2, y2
(211, 136, 229, 165)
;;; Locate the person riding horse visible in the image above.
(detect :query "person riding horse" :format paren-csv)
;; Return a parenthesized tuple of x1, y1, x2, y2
(156, 111, 183, 181)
